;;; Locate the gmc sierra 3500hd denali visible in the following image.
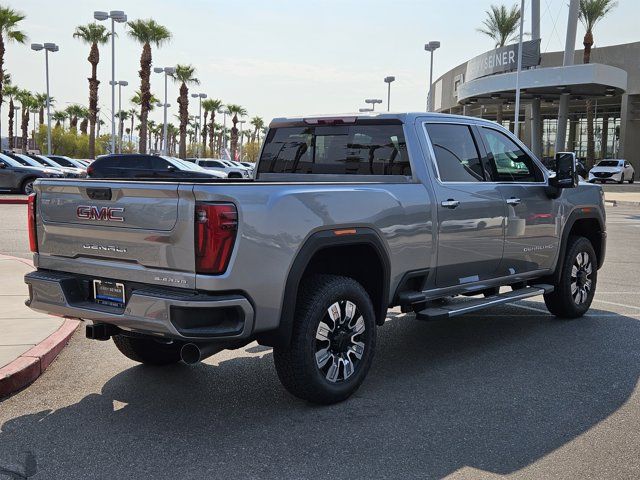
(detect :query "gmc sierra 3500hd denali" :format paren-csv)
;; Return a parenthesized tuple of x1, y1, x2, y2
(24, 113, 606, 404)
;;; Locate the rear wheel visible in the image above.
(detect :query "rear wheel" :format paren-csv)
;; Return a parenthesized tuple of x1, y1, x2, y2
(544, 236, 597, 318)
(112, 335, 182, 365)
(273, 274, 376, 404)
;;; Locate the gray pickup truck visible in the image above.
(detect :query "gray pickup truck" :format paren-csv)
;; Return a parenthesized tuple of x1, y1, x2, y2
(25, 113, 606, 404)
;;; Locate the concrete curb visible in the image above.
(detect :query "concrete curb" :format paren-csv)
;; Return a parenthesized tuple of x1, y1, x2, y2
(0, 198, 28, 205)
(0, 252, 81, 398)
(0, 319, 80, 398)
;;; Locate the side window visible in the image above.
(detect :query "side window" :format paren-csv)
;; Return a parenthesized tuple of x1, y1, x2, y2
(425, 124, 485, 182)
(149, 157, 170, 170)
(480, 127, 541, 182)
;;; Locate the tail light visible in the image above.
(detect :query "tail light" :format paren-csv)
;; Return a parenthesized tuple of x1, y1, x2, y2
(86, 165, 94, 177)
(28, 193, 38, 253)
(194, 203, 237, 274)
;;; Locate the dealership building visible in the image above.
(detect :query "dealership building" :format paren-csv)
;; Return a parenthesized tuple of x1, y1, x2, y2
(430, 38, 639, 170)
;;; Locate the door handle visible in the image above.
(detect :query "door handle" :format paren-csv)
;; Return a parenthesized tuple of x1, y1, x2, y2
(441, 199, 460, 209)
(506, 197, 521, 205)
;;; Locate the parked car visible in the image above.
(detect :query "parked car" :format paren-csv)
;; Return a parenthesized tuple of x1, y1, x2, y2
(588, 159, 635, 184)
(25, 154, 85, 177)
(87, 154, 227, 179)
(25, 113, 605, 404)
(46, 155, 88, 171)
(0, 152, 64, 194)
(194, 158, 250, 178)
(240, 162, 255, 169)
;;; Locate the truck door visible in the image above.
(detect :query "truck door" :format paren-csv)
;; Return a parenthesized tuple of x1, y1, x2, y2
(475, 125, 560, 274)
(424, 123, 506, 288)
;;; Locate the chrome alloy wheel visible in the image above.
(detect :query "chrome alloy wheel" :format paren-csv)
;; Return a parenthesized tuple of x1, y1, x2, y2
(314, 300, 366, 383)
(571, 251, 593, 305)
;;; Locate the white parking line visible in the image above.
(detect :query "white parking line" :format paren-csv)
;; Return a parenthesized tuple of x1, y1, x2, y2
(593, 298, 640, 310)
(513, 303, 550, 314)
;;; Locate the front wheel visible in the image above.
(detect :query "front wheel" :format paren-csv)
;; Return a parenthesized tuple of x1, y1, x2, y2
(544, 236, 597, 318)
(618, 174, 625, 184)
(273, 274, 376, 404)
(629, 174, 635, 184)
(21, 178, 35, 195)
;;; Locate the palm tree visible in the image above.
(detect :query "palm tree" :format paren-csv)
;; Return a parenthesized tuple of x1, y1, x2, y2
(127, 108, 137, 147)
(115, 110, 130, 150)
(65, 104, 84, 130)
(3, 82, 18, 147)
(147, 119, 157, 151)
(130, 90, 159, 109)
(16, 89, 34, 152)
(225, 104, 247, 160)
(0, 7, 27, 122)
(202, 99, 223, 156)
(33, 92, 53, 125)
(250, 116, 265, 143)
(77, 106, 90, 134)
(171, 64, 199, 159)
(579, 0, 617, 167)
(127, 19, 171, 154)
(73, 22, 110, 159)
(478, 3, 521, 125)
(52, 110, 67, 128)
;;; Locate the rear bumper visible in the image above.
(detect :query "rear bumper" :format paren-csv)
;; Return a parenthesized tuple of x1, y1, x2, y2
(24, 270, 255, 341)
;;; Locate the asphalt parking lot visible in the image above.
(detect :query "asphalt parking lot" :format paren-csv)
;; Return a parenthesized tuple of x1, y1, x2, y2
(0, 203, 639, 479)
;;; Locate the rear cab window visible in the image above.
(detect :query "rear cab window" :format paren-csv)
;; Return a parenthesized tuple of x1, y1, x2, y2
(257, 121, 411, 179)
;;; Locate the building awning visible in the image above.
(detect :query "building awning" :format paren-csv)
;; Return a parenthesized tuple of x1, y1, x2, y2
(457, 63, 627, 104)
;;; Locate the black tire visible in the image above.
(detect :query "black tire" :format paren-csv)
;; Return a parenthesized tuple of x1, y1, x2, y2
(228, 172, 242, 179)
(21, 177, 36, 195)
(273, 274, 376, 404)
(112, 335, 182, 365)
(544, 236, 597, 318)
(629, 174, 635, 184)
(618, 174, 624, 184)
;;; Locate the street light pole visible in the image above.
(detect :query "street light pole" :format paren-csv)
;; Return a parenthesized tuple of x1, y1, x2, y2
(238, 120, 246, 160)
(111, 80, 128, 153)
(384, 76, 395, 112)
(424, 41, 441, 112)
(154, 66, 175, 155)
(94, 10, 127, 154)
(31, 42, 59, 154)
(513, 0, 525, 139)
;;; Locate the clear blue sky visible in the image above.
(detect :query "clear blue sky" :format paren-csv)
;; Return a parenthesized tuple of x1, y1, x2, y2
(6, 0, 639, 127)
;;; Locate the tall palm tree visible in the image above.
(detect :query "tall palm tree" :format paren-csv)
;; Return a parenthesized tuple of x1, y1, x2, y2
(0, 7, 27, 122)
(478, 3, 521, 125)
(225, 104, 247, 159)
(250, 116, 265, 143)
(171, 64, 199, 159)
(3, 83, 18, 147)
(127, 19, 171, 154)
(16, 89, 34, 152)
(127, 108, 137, 147)
(52, 110, 67, 128)
(73, 23, 110, 159)
(579, 0, 617, 167)
(202, 99, 223, 156)
(147, 119, 157, 151)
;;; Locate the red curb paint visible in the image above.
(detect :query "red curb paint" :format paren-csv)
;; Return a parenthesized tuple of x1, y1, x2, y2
(0, 252, 34, 268)
(0, 356, 40, 398)
(0, 198, 28, 205)
(22, 319, 81, 371)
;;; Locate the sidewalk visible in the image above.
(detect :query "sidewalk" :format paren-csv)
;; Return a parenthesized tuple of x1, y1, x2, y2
(0, 254, 79, 397)
(604, 191, 640, 207)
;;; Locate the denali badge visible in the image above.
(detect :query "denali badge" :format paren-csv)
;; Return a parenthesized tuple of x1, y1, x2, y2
(77, 205, 125, 222)
(83, 244, 127, 253)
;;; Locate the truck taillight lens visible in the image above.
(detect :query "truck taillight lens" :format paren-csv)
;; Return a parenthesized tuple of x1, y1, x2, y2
(28, 193, 38, 253)
(194, 203, 237, 274)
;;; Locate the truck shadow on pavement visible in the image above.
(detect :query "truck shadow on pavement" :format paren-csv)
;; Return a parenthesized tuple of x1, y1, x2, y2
(1, 307, 639, 479)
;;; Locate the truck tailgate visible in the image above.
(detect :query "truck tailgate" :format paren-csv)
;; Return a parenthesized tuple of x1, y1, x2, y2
(35, 180, 196, 286)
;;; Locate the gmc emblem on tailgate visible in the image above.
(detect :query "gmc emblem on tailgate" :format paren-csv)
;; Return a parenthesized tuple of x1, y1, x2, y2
(77, 205, 125, 222)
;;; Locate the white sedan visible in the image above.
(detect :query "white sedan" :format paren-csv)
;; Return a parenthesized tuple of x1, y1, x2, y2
(588, 159, 635, 184)
(195, 159, 251, 178)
